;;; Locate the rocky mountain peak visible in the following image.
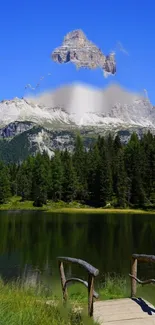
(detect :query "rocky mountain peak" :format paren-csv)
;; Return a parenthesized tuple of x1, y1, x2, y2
(63, 29, 86, 46)
(51, 29, 116, 76)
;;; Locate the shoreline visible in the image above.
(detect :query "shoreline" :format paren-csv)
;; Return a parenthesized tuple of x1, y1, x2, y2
(46, 207, 155, 214)
(0, 197, 155, 214)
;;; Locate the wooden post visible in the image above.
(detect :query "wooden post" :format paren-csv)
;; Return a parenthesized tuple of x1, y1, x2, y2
(88, 273, 94, 317)
(59, 261, 68, 303)
(57, 256, 99, 315)
(131, 257, 137, 297)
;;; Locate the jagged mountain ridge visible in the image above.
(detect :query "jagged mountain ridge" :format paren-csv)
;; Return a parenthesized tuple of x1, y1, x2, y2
(0, 83, 154, 129)
(0, 83, 155, 162)
(0, 98, 74, 128)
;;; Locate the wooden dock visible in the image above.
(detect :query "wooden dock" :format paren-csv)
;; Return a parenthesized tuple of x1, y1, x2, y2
(93, 298, 155, 325)
(57, 254, 155, 324)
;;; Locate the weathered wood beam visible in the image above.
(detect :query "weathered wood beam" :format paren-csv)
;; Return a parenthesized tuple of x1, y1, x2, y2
(65, 277, 99, 299)
(57, 257, 99, 277)
(132, 254, 155, 263)
(129, 274, 155, 285)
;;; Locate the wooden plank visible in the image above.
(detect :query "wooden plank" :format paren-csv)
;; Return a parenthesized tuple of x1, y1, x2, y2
(94, 298, 155, 325)
(96, 312, 155, 322)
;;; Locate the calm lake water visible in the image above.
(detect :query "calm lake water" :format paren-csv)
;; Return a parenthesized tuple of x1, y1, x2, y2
(0, 211, 155, 291)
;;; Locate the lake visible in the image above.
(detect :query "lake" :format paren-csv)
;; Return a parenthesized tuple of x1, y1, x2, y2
(0, 211, 155, 291)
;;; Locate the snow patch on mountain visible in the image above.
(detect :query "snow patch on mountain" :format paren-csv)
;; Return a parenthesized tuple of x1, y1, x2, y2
(30, 129, 54, 158)
(0, 98, 73, 127)
(0, 83, 154, 130)
(26, 83, 155, 128)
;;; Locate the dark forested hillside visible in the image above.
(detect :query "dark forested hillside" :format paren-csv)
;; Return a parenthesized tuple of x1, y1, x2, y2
(1, 131, 155, 209)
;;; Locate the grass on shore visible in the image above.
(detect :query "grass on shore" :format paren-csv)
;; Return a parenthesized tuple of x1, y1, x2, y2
(0, 273, 153, 325)
(0, 279, 97, 325)
(99, 274, 129, 300)
(0, 196, 155, 214)
(0, 274, 130, 325)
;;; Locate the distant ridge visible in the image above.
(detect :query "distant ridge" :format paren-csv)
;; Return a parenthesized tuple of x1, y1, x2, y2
(0, 82, 154, 162)
(0, 83, 153, 128)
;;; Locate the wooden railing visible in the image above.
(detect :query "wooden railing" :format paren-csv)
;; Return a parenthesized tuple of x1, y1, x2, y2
(129, 254, 155, 297)
(57, 256, 99, 317)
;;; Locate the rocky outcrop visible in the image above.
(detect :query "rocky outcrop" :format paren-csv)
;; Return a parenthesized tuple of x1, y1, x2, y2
(51, 30, 116, 76)
(0, 121, 34, 138)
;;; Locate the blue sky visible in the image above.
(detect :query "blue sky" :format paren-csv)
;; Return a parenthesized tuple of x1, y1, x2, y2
(1, 0, 155, 103)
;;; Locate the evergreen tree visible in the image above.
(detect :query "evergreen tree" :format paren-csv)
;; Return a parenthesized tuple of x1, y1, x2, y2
(2, 129, 155, 209)
(97, 135, 105, 153)
(124, 133, 145, 206)
(140, 132, 155, 203)
(99, 151, 113, 206)
(17, 165, 31, 201)
(116, 150, 127, 207)
(50, 150, 63, 201)
(113, 134, 122, 195)
(150, 137, 155, 204)
(73, 134, 87, 200)
(106, 133, 114, 168)
(87, 144, 100, 206)
(96, 136, 113, 206)
(17, 157, 34, 201)
(41, 150, 52, 199)
(9, 163, 19, 196)
(113, 134, 122, 152)
(62, 150, 77, 202)
(0, 162, 11, 203)
(32, 153, 49, 206)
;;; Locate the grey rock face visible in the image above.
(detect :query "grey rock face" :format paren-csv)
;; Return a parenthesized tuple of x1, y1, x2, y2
(0, 121, 34, 138)
(51, 30, 116, 76)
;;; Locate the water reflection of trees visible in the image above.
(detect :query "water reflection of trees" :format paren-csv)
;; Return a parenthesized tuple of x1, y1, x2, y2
(0, 212, 155, 280)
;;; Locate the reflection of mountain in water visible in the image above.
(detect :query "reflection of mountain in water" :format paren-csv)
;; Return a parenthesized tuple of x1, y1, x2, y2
(0, 211, 155, 284)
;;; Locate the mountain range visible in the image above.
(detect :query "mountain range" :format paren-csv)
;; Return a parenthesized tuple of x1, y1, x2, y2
(0, 83, 154, 162)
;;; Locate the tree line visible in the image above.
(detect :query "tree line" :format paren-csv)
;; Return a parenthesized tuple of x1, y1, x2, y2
(1, 131, 155, 208)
